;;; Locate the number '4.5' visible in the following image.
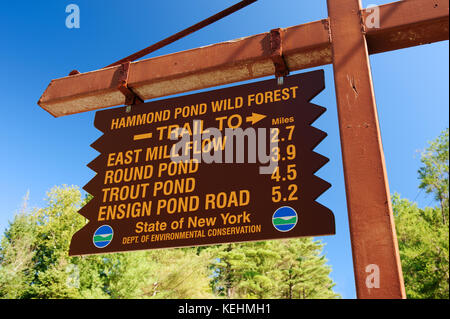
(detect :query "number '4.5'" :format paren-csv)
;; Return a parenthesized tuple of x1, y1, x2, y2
(271, 164, 297, 182)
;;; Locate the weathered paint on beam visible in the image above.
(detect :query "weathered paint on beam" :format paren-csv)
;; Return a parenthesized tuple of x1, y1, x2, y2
(38, 20, 331, 117)
(365, 0, 449, 54)
(129, 21, 332, 104)
(328, 0, 406, 299)
(38, 0, 449, 117)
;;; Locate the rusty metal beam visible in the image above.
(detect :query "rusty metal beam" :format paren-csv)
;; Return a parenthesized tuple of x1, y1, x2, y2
(327, 0, 406, 299)
(365, 0, 449, 54)
(38, 0, 448, 117)
(38, 20, 331, 117)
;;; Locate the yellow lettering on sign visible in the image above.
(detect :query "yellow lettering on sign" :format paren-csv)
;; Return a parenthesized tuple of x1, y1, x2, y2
(135, 221, 167, 233)
(220, 211, 251, 225)
(187, 216, 217, 228)
(104, 165, 153, 185)
(210, 97, 243, 112)
(102, 183, 150, 202)
(110, 110, 171, 130)
(173, 103, 208, 119)
(97, 201, 152, 221)
(155, 196, 200, 215)
(157, 160, 199, 178)
(247, 86, 299, 107)
(107, 149, 142, 167)
(153, 178, 196, 197)
(156, 120, 207, 140)
(204, 190, 250, 210)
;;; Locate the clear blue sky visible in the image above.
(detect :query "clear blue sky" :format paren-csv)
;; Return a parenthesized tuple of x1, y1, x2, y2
(0, 1, 448, 299)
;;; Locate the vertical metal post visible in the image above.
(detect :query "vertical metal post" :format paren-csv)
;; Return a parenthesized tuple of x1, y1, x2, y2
(327, 0, 406, 298)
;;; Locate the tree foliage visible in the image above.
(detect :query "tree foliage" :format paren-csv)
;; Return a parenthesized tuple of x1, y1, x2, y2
(0, 186, 214, 299)
(418, 128, 449, 224)
(0, 185, 339, 299)
(393, 128, 449, 299)
(211, 240, 339, 299)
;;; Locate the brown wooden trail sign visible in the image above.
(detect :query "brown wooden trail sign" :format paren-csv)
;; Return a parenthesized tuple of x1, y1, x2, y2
(69, 70, 335, 256)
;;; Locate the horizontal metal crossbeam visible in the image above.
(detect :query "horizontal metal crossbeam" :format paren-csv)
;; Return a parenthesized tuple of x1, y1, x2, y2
(38, 0, 449, 117)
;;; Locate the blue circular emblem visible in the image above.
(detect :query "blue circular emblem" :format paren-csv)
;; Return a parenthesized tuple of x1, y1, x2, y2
(272, 206, 298, 232)
(93, 225, 114, 248)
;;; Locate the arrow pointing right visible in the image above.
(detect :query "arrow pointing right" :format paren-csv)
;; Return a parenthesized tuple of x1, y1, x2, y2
(246, 112, 267, 125)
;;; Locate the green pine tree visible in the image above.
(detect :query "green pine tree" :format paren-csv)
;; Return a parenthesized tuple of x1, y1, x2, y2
(210, 239, 339, 299)
(275, 238, 339, 299)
